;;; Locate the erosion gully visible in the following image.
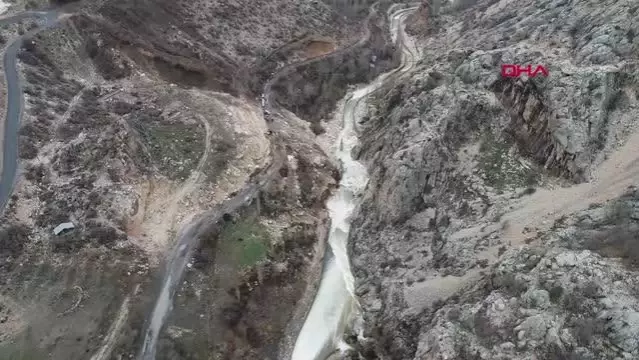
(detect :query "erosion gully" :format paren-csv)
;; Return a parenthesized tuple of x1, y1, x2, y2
(291, 4, 419, 360)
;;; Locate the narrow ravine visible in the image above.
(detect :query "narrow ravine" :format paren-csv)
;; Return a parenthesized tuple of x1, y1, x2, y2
(139, 4, 418, 359)
(291, 4, 419, 360)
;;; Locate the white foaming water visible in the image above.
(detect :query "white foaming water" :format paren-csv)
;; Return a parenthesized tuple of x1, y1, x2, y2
(290, 89, 369, 360)
(291, 6, 416, 360)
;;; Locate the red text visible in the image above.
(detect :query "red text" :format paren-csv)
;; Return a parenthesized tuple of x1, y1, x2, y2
(501, 64, 549, 78)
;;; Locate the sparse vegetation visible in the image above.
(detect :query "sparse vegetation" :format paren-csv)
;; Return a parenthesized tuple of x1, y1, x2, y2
(602, 201, 633, 226)
(573, 317, 605, 346)
(603, 89, 624, 112)
(24, 163, 49, 183)
(582, 281, 601, 298)
(477, 132, 539, 190)
(18, 139, 39, 159)
(310, 121, 326, 135)
(138, 123, 205, 180)
(451, 0, 479, 11)
(219, 218, 270, 268)
(549, 285, 564, 303)
(563, 291, 586, 313)
(585, 223, 639, 266)
(495, 272, 528, 296)
(577, 198, 639, 267)
(552, 215, 568, 229)
(447, 307, 461, 321)
(0, 223, 30, 258)
(271, 24, 397, 124)
(24, 0, 40, 10)
(539, 343, 578, 360)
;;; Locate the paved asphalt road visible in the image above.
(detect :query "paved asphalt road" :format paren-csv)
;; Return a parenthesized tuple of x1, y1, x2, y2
(0, 10, 57, 212)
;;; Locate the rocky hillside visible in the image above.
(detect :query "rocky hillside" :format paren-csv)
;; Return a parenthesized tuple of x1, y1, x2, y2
(3, 0, 639, 359)
(0, 0, 371, 359)
(88, 0, 361, 95)
(348, 0, 639, 359)
(417, 191, 639, 360)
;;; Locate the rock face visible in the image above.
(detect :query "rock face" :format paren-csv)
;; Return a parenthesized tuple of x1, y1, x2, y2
(6, 0, 639, 358)
(348, 0, 639, 359)
(415, 194, 639, 360)
(0, 0, 367, 359)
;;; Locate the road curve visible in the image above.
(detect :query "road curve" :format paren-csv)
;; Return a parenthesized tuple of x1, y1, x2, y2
(140, 3, 420, 359)
(0, 10, 58, 212)
(138, 140, 285, 359)
(262, 2, 380, 118)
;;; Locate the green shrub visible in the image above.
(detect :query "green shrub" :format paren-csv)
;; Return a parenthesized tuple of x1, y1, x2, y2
(549, 285, 564, 303)
(496, 272, 528, 296)
(219, 218, 269, 268)
(477, 133, 539, 190)
(586, 224, 639, 266)
(451, 0, 479, 11)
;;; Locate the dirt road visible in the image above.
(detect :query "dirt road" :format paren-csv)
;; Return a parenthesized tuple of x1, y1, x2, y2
(138, 139, 285, 360)
(500, 127, 639, 249)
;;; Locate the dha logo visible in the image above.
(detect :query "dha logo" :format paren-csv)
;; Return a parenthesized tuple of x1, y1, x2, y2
(501, 64, 549, 78)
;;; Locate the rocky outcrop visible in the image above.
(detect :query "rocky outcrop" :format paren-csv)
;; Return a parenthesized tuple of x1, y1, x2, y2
(491, 78, 581, 181)
(350, 67, 504, 358)
(416, 189, 639, 360)
(347, 0, 639, 359)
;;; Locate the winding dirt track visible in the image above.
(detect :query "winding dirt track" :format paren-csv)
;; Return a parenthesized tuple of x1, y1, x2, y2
(90, 290, 134, 360)
(139, 141, 285, 360)
(156, 116, 212, 245)
(262, 3, 380, 117)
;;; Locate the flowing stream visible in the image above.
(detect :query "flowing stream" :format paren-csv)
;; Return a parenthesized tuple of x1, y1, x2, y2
(290, 85, 370, 359)
(291, 5, 418, 360)
(138, 4, 417, 359)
